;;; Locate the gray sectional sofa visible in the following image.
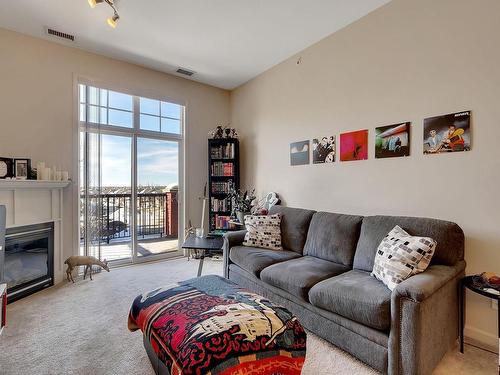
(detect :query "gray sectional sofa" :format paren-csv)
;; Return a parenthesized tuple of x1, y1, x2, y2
(223, 206, 465, 375)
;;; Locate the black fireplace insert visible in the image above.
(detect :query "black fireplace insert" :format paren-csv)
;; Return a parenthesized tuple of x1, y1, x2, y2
(4, 222, 54, 302)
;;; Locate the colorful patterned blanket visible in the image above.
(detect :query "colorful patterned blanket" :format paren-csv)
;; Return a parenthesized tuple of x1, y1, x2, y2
(128, 275, 306, 375)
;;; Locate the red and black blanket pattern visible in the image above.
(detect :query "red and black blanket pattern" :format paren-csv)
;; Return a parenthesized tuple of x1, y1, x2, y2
(128, 275, 306, 375)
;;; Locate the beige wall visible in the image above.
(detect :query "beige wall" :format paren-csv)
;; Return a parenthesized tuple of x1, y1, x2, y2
(231, 0, 500, 348)
(0, 28, 230, 265)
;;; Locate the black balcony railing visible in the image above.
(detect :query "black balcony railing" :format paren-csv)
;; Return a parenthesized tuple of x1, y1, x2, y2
(80, 192, 178, 244)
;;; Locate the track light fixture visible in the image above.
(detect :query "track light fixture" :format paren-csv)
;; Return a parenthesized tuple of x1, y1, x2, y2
(88, 0, 120, 28)
(87, 0, 102, 8)
(107, 12, 120, 28)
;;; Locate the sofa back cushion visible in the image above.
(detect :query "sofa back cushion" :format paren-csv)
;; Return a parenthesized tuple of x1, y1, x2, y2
(269, 206, 316, 254)
(304, 212, 363, 266)
(353, 215, 464, 272)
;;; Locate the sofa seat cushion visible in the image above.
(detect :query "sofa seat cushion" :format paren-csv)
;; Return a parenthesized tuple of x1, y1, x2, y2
(229, 246, 300, 277)
(309, 270, 392, 331)
(260, 256, 350, 301)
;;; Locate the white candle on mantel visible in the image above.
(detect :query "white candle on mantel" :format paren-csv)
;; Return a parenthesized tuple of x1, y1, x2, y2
(41, 167, 50, 181)
(37, 162, 45, 180)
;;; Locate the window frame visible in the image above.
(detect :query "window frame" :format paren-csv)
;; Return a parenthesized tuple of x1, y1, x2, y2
(76, 81, 186, 265)
(79, 85, 184, 140)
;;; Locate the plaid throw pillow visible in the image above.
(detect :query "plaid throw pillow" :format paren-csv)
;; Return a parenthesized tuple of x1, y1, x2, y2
(243, 214, 282, 250)
(371, 225, 437, 290)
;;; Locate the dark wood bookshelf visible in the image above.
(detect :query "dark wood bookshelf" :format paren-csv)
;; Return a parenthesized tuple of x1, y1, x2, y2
(208, 138, 240, 235)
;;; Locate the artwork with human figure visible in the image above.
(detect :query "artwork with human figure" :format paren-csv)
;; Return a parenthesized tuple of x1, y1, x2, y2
(312, 136, 335, 164)
(339, 130, 368, 161)
(423, 111, 471, 154)
(375, 122, 410, 158)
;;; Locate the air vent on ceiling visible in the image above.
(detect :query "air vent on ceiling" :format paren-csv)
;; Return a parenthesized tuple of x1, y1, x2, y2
(46, 27, 75, 42)
(176, 68, 195, 77)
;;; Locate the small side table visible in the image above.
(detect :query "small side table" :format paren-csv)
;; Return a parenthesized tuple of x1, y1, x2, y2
(181, 235, 224, 277)
(459, 275, 500, 374)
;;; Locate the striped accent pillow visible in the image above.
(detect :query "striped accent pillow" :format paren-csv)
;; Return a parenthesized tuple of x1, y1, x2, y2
(243, 214, 282, 250)
(371, 225, 437, 290)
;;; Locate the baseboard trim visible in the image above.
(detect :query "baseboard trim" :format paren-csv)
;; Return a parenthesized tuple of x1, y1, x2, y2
(464, 325, 498, 353)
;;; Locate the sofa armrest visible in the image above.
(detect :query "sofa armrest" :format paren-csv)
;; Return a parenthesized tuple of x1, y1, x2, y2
(392, 260, 466, 302)
(389, 260, 466, 375)
(222, 230, 247, 278)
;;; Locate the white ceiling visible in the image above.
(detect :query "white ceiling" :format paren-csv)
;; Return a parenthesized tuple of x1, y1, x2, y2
(0, 0, 390, 89)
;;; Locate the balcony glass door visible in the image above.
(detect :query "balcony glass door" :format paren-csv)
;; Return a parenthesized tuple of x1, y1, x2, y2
(100, 134, 133, 262)
(136, 138, 180, 258)
(79, 83, 183, 265)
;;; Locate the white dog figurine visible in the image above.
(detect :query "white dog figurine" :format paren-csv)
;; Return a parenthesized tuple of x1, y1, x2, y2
(64, 256, 110, 283)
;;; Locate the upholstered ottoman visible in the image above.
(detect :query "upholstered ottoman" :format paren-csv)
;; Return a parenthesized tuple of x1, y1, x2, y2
(128, 275, 306, 375)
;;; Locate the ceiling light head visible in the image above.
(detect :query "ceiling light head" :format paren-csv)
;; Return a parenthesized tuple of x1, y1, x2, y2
(87, 0, 120, 28)
(88, 0, 103, 8)
(107, 13, 119, 28)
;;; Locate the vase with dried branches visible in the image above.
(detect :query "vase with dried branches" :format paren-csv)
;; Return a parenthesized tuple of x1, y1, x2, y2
(228, 185, 256, 224)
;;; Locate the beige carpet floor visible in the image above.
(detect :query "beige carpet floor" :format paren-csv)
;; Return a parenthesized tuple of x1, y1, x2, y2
(0, 258, 496, 374)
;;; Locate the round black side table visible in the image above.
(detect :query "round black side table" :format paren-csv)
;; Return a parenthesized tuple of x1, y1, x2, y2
(459, 275, 500, 374)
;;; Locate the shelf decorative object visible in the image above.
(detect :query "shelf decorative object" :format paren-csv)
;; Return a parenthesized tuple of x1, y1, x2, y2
(208, 137, 239, 235)
(209, 125, 238, 140)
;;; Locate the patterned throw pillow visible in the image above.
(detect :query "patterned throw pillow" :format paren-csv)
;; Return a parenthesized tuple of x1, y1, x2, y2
(243, 214, 282, 250)
(371, 225, 437, 291)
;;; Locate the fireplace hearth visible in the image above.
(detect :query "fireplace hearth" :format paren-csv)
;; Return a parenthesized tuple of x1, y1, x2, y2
(4, 223, 54, 302)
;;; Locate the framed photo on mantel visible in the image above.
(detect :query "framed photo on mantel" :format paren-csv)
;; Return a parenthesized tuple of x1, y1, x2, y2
(14, 158, 31, 180)
(0, 157, 13, 179)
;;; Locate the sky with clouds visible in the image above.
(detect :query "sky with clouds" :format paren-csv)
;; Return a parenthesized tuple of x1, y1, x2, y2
(101, 135, 178, 187)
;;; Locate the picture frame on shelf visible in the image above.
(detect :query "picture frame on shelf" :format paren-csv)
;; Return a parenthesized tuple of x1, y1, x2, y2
(0, 157, 13, 179)
(14, 158, 31, 180)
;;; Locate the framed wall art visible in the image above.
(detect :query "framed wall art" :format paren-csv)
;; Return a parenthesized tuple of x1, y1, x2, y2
(312, 136, 335, 164)
(340, 130, 368, 161)
(290, 140, 310, 166)
(423, 111, 471, 154)
(375, 122, 410, 158)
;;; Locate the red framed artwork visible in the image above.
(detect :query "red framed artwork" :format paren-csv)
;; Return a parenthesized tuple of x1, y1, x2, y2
(339, 129, 368, 161)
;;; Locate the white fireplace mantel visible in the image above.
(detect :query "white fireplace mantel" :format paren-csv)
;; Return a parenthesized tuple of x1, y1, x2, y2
(0, 180, 71, 284)
(0, 180, 70, 189)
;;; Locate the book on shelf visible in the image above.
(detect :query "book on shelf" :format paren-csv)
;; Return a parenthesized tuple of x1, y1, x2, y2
(211, 162, 234, 177)
(210, 143, 235, 159)
(211, 181, 232, 194)
(211, 215, 235, 230)
(210, 197, 231, 212)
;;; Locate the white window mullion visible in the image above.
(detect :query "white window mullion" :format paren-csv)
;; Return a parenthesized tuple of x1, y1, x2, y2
(131, 95, 140, 262)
